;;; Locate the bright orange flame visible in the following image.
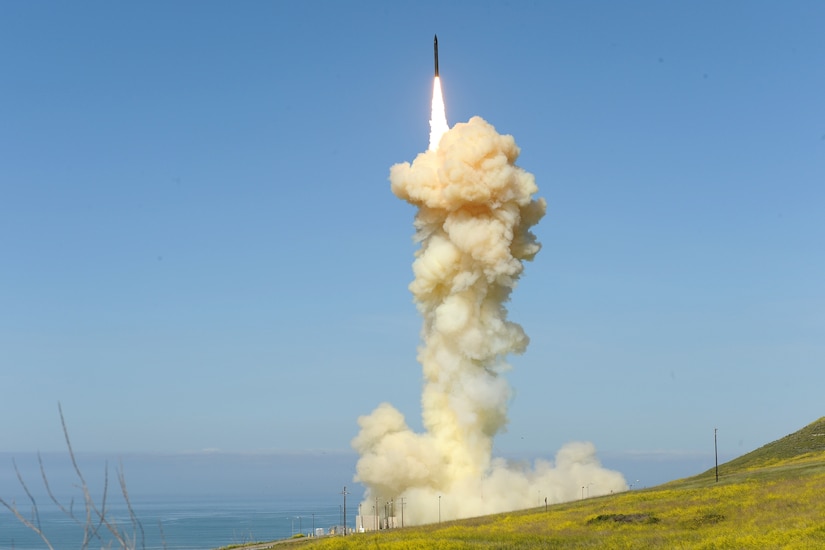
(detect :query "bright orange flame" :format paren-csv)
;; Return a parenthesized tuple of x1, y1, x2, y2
(428, 77, 448, 151)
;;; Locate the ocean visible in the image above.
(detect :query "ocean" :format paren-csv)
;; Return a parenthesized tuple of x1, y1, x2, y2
(0, 452, 365, 550)
(1, 495, 355, 549)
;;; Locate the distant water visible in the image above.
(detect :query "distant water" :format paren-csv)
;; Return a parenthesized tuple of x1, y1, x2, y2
(0, 451, 364, 549)
(1, 495, 353, 550)
(1, 448, 724, 549)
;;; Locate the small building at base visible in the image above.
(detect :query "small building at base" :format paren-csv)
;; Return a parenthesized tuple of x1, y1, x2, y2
(355, 514, 398, 532)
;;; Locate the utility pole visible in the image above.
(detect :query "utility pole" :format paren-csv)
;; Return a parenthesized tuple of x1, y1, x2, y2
(714, 428, 719, 483)
(341, 486, 349, 535)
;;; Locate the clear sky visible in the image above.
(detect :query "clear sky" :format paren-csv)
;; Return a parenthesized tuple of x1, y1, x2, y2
(2, 0, 823, 474)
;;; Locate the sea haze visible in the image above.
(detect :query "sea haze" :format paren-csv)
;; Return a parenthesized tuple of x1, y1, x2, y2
(1, 447, 729, 504)
(0, 451, 362, 501)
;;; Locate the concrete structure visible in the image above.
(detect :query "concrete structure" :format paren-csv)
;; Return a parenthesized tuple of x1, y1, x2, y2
(355, 514, 398, 532)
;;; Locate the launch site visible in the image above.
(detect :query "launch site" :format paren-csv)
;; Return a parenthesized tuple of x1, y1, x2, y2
(2, 2, 823, 549)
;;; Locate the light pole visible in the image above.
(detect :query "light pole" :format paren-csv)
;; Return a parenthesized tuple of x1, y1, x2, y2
(341, 486, 349, 536)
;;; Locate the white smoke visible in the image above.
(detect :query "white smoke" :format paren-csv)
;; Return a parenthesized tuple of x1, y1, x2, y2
(353, 116, 626, 525)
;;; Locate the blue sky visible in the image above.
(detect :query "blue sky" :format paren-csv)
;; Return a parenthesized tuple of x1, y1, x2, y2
(2, 0, 823, 478)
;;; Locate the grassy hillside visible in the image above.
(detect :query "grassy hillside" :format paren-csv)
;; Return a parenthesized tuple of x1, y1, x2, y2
(255, 418, 825, 549)
(714, 416, 825, 472)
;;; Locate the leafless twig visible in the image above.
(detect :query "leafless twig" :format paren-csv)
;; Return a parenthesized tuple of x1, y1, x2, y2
(0, 459, 55, 550)
(1, 403, 150, 549)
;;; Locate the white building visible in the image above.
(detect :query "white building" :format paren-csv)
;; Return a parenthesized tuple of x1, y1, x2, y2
(355, 514, 398, 532)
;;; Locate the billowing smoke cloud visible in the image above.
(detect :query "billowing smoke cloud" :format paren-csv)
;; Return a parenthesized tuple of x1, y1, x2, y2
(353, 116, 626, 525)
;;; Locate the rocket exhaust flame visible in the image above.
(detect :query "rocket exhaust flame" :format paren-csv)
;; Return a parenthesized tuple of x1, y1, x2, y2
(428, 77, 448, 151)
(352, 39, 627, 526)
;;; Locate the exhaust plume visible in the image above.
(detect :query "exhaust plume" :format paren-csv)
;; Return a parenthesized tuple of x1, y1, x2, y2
(354, 92, 626, 525)
(428, 77, 448, 151)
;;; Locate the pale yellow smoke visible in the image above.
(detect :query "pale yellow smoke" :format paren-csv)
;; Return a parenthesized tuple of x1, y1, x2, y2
(353, 115, 626, 525)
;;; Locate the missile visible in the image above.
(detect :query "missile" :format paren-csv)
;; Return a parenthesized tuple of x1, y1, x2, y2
(434, 34, 439, 77)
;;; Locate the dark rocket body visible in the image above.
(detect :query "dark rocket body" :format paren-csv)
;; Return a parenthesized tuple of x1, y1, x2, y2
(434, 34, 439, 77)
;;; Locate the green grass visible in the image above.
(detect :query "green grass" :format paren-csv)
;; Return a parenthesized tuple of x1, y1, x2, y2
(712, 416, 825, 471)
(234, 418, 825, 549)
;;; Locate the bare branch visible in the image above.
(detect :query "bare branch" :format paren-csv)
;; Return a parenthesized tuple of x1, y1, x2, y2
(13, 457, 42, 531)
(57, 403, 95, 550)
(40, 452, 72, 518)
(119, 462, 146, 550)
(58, 402, 87, 489)
(3, 404, 147, 550)
(0, 493, 55, 550)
